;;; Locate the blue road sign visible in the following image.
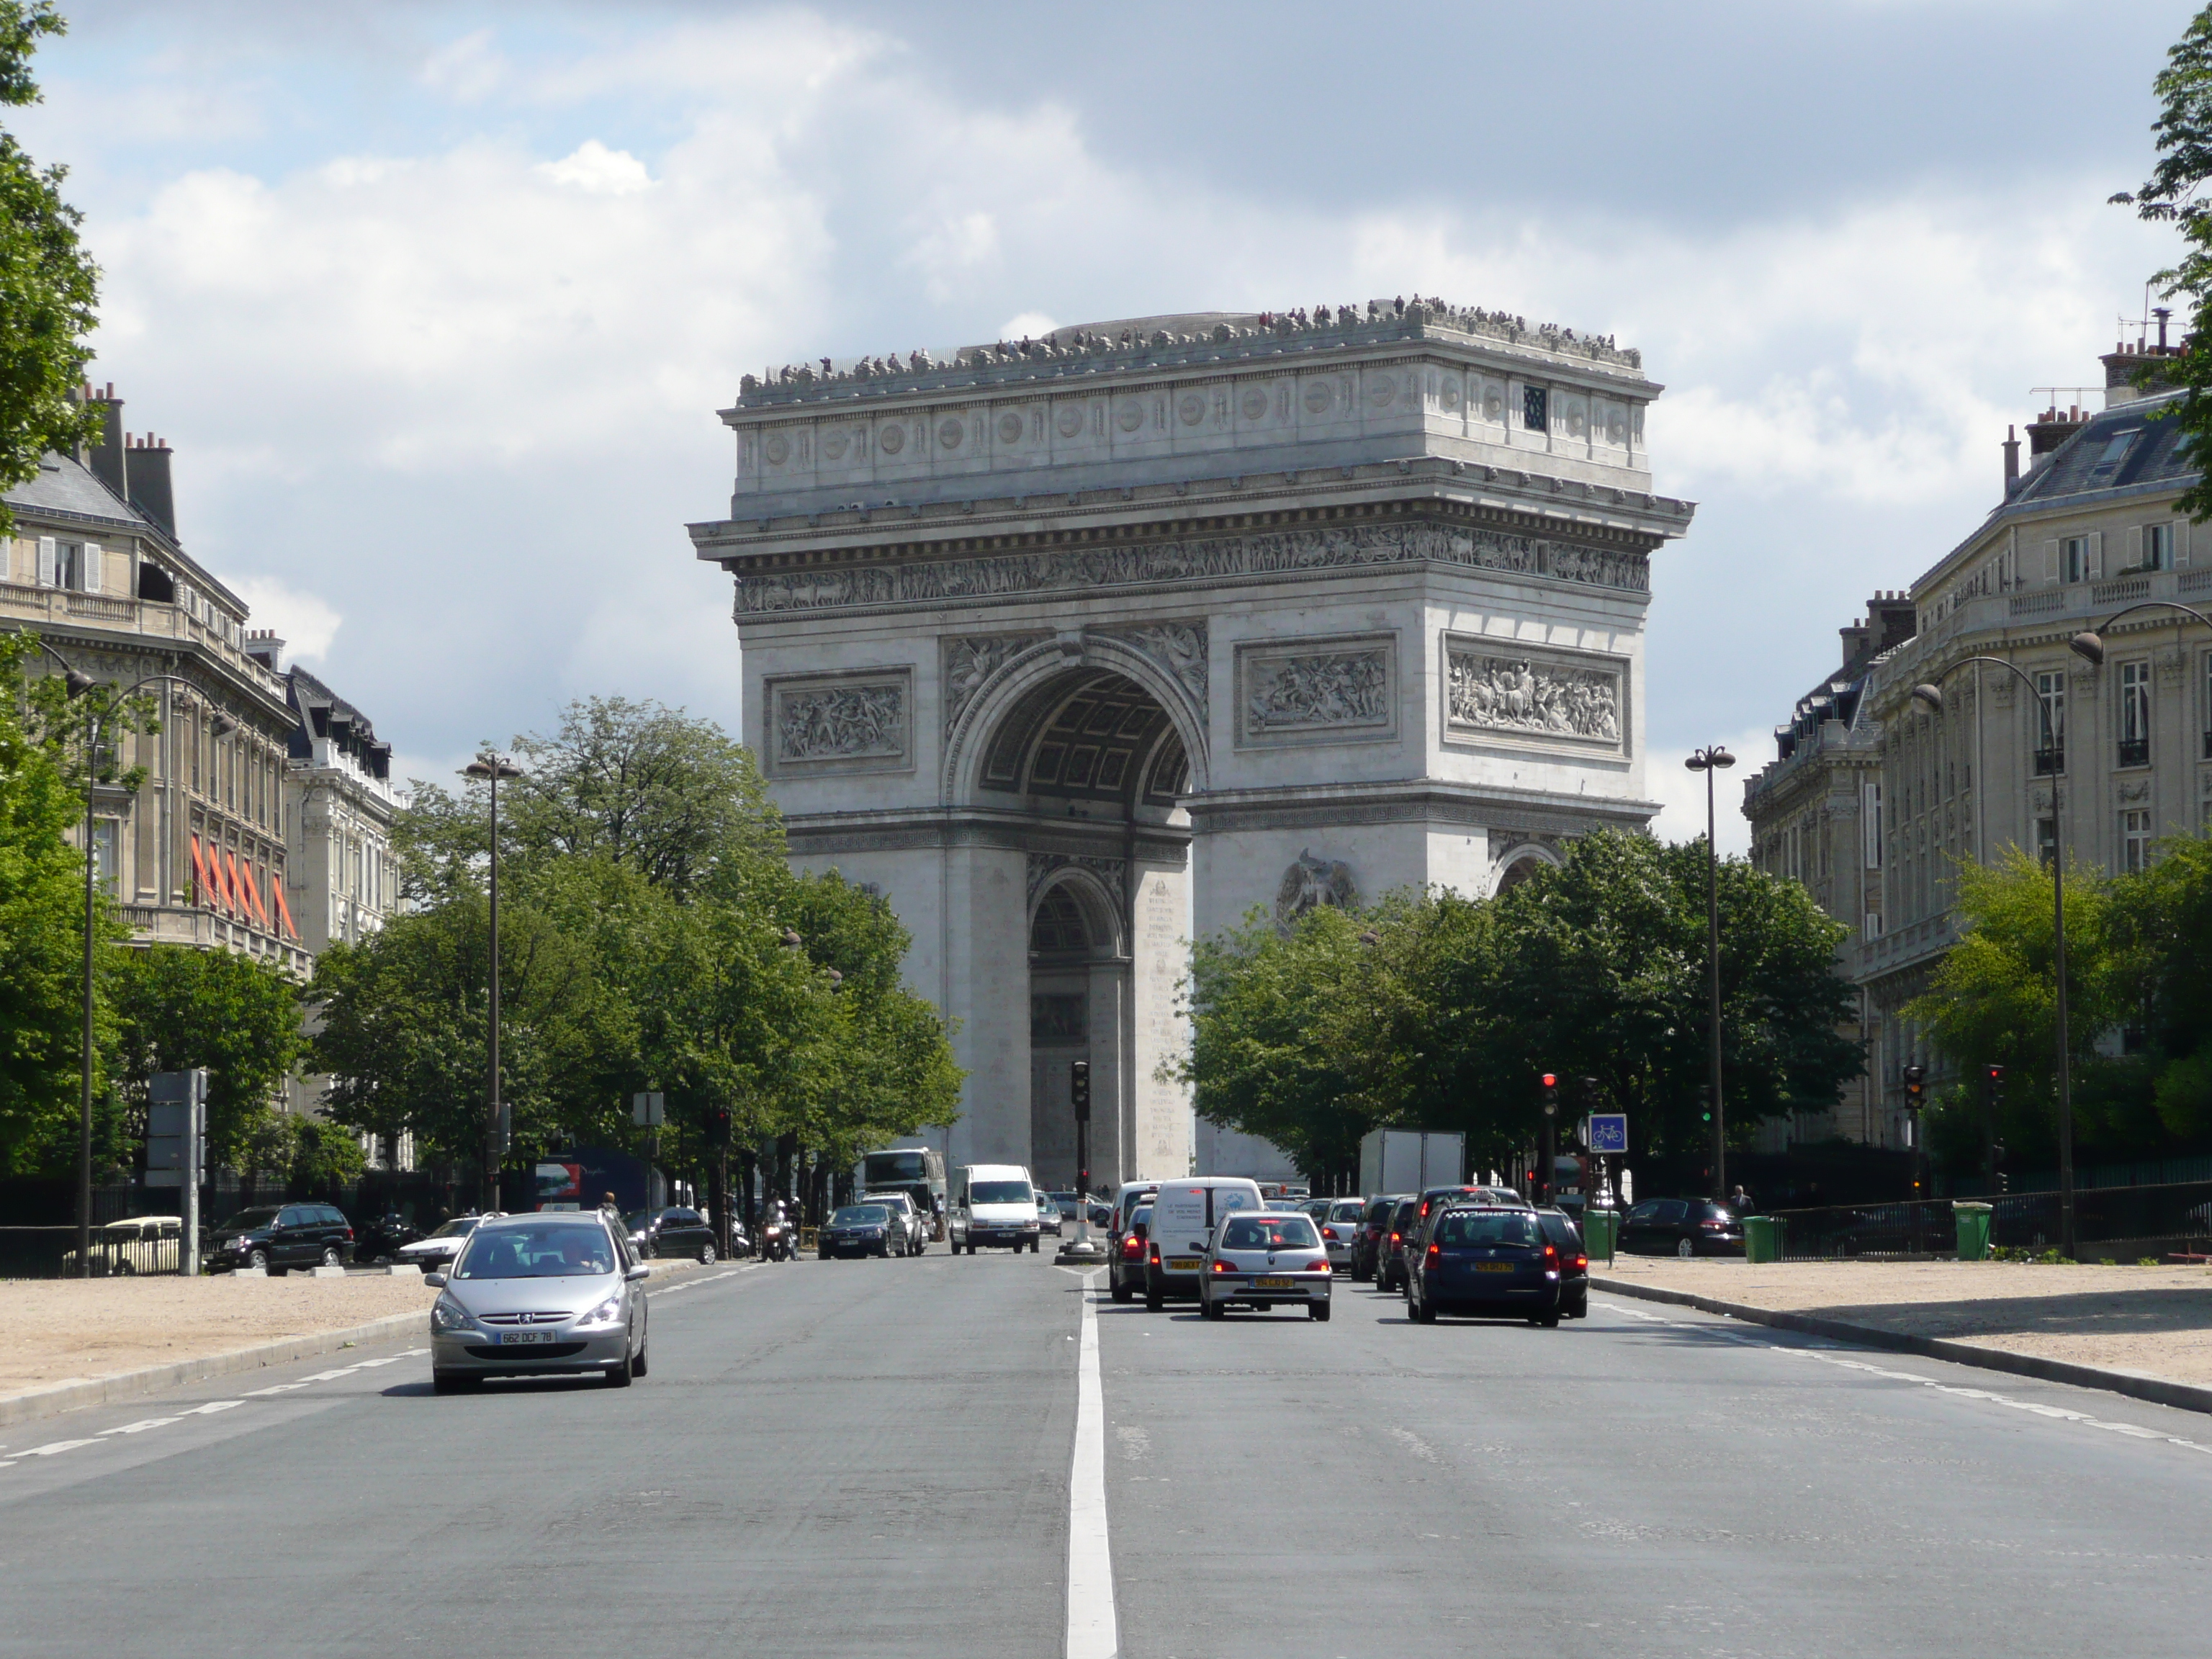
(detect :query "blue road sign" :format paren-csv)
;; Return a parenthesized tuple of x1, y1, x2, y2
(1588, 1114, 1628, 1156)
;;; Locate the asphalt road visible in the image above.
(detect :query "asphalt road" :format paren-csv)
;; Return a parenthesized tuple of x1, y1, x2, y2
(3, 1252, 2209, 1658)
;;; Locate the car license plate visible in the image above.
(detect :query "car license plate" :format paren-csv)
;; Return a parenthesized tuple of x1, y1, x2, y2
(1475, 1262, 1516, 1274)
(1256, 1276, 1295, 1290)
(1168, 1258, 1202, 1271)
(498, 1330, 556, 1344)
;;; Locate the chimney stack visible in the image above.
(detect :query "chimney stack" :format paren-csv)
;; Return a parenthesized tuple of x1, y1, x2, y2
(244, 629, 285, 671)
(2002, 423, 2020, 490)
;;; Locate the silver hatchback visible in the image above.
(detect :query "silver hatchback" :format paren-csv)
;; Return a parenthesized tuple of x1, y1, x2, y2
(426, 1214, 649, 1393)
(1198, 1210, 1334, 1321)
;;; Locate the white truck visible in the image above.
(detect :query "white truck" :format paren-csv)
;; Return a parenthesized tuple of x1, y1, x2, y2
(1357, 1129, 1466, 1198)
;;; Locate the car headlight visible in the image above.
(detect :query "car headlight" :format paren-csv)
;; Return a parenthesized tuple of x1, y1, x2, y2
(577, 1292, 625, 1328)
(431, 1292, 477, 1334)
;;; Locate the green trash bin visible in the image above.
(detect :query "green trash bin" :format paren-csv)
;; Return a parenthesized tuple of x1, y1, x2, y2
(1954, 1202, 1992, 1262)
(1743, 1215, 1785, 1264)
(1583, 1208, 1617, 1263)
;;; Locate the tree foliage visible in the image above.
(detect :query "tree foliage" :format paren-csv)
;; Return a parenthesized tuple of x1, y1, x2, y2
(110, 943, 307, 1169)
(0, 2, 102, 536)
(1179, 830, 1862, 1187)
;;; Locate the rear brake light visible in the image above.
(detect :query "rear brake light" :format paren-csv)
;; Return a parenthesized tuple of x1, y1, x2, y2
(1148, 1245, 1160, 1265)
(1543, 1244, 1558, 1267)
(1307, 1258, 1329, 1271)
(1212, 1260, 1230, 1273)
(1389, 1232, 1400, 1244)
(1121, 1236, 1141, 1259)
(1321, 1226, 1339, 1241)
(1700, 1220, 1727, 1231)
(1426, 1242, 1441, 1261)
(1574, 1254, 1588, 1269)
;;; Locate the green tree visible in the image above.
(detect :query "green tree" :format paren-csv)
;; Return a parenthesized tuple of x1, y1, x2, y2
(0, 1, 102, 538)
(110, 943, 308, 1170)
(2108, 831, 2212, 1143)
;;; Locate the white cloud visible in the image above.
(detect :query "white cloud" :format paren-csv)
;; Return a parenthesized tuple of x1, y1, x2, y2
(1644, 726, 1776, 858)
(231, 576, 341, 664)
(537, 140, 653, 196)
(996, 310, 1058, 340)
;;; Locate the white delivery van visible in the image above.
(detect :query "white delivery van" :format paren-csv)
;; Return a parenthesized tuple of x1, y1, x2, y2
(950, 1164, 1041, 1254)
(1143, 1177, 1264, 1308)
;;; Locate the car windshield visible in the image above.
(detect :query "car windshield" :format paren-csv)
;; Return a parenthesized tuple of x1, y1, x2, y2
(431, 1218, 480, 1239)
(833, 1206, 888, 1226)
(971, 1181, 1031, 1205)
(1435, 1211, 1542, 1247)
(217, 1208, 281, 1231)
(454, 1223, 615, 1278)
(1219, 1216, 1322, 1251)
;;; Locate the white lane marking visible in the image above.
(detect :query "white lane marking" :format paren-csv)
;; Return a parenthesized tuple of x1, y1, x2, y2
(1597, 1297, 2212, 1457)
(17, 1439, 100, 1458)
(1066, 1274, 1118, 1659)
(101, 1417, 181, 1436)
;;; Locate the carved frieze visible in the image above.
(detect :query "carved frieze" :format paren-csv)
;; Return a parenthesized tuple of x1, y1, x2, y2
(1444, 636, 1624, 752)
(1097, 621, 1208, 719)
(766, 669, 912, 774)
(943, 632, 1048, 732)
(1236, 633, 1396, 747)
(732, 520, 1649, 617)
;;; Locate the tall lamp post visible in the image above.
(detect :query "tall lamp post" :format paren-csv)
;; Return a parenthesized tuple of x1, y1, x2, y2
(14, 638, 235, 1276)
(1683, 744, 1735, 1202)
(464, 752, 522, 1205)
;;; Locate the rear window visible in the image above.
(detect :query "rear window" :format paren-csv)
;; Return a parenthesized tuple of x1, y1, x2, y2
(1538, 1213, 1581, 1247)
(1435, 1211, 1542, 1247)
(1390, 1202, 1419, 1229)
(1701, 1205, 1736, 1221)
(1328, 1200, 1365, 1222)
(1364, 1199, 1398, 1224)
(1220, 1216, 1323, 1251)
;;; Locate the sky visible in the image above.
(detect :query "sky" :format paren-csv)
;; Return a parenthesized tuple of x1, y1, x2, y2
(14, 0, 2203, 854)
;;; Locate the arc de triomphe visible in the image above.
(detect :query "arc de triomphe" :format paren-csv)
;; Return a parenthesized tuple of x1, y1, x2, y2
(688, 300, 1693, 1188)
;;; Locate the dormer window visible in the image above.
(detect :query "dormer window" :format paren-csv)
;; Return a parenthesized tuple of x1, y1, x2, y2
(2090, 431, 2138, 475)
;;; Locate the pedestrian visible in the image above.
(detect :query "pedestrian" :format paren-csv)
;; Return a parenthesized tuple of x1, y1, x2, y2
(601, 1190, 622, 1220)
(1728, 1183, 1755, 1215)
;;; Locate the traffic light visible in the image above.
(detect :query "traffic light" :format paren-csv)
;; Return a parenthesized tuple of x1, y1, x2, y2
(1697, 1084, 1712, 1125)
(1902, 1064, 1926, 1107)
(1984, 1064, 2005, 1106)
(1071, 1060, 1091, 1124)
(1540, 1073, 1558, 1118)
(709, 1106, 732, 1146)
(1992, 1141, 2009, 1194)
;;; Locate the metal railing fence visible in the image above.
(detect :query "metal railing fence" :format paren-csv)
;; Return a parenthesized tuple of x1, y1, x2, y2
(1768, 1179, 2212, 1259)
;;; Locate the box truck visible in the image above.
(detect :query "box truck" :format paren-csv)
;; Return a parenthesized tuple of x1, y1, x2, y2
(1357, 1129, 1466, 1197)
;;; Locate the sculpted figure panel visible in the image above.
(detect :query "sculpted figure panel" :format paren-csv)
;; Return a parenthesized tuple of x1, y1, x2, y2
(943, 632, 1049, 732)
(1099, 621, 1208, 718)
(774, 679, 908, 763)
(1274, 849, 1357, 927)
(1244, 649, 1390, 735)
(1446, 647, 1621, 747)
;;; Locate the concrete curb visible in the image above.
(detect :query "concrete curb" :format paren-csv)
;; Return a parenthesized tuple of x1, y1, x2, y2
(0, 1309, 429, 1429)
(1591, 1274, 2212, 1418)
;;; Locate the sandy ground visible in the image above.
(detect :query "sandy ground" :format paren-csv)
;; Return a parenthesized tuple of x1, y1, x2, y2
(0, 1259, 705, 1399)
(1593, 1254, 2212, 1387)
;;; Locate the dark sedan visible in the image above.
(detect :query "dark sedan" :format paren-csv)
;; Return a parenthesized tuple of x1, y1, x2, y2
(1110, 1205, 1153, 1303)
(1406, 1206, 1564, 1325)
(1533, 1206, 1590, 1318)
(1375, 1197, 1421, 1292)
(818, 1204, 896, 1259)
(1350, 1195, 1406, 1283)
(1621, 1197, 1745, 1258)
(627, 1205, 723, 1264)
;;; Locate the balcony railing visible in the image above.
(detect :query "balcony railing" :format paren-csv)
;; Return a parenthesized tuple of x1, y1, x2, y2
(0, 580, 286, 700)
(2118, 737, 2151, 768)
(2031, 746, 2064, 776)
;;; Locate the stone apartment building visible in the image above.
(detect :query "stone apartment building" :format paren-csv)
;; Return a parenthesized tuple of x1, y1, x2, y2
(1746, 334, 2210, 1148)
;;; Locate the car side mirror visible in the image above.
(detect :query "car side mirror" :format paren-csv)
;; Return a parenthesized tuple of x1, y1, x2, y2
(625, 1264, 650, 1282)
(423, 1272, 447, 1287)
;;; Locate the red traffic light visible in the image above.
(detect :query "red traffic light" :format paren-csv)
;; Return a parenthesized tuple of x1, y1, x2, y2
(1985, 1064, 2005, 1082)
(1540, 1074, 1557, 1089)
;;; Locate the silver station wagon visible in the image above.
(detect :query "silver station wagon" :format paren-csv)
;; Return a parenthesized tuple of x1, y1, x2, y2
(426, 1213, 649, 1393)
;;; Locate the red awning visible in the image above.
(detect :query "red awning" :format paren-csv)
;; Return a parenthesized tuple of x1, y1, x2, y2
(272, 876, 300, 942)
(237, 858, 271, 930)
(227, 851, 266, 929)
(187, 836, 213, 909)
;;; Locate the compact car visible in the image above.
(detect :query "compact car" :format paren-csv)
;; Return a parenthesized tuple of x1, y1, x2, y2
(1375, 1197, 1421, 1292)
(628, 1205, 722, 1264)
(1198, 1210, 1334, 1321)
(1533, 1205, 1591, 1318)
(396, 1215, 495, 1276)
(1110, 1204, 1154, 1303)
(427, 1213, 647, 1392)
(819, 1203, 897, 1259)
(1315, 1198, 1365, 1272)
(1406, 1205, 1564, 1325)
(1037, 1194, 1064, 1236)
(1351, 1195, 1408, 1282)
(1621, 1198, 1746, 1258)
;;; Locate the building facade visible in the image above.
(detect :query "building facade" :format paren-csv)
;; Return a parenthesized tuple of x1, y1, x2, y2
(692, 299, 1694, 1187)
(1746, 338, 2209, 1146)
(4, 386, 310, 976)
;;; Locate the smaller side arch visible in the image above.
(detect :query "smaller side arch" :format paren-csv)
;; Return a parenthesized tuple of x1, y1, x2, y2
(1027, 865, 1126, 958)
(1491, 842, 1562, 896)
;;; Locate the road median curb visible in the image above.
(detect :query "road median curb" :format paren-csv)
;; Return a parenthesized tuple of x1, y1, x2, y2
(1591, 1274, 2212, 1417)
(0, 1309, 428, 1429)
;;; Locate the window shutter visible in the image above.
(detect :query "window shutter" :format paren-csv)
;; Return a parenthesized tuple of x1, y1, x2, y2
(2043, 539, 2059, 584)
(36, 536, 55, 586)
(2179, 519, 2192, 568)
(80, 542, 100, 594)
(2088, 531, 2103, 579)
(2130, 525, 2144, 570)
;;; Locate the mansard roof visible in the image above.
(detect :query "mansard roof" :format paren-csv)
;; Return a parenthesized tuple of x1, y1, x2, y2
(283, 662, 391, 779)
(2008, 391, 2195, 506)
(4, 450, 159, 533)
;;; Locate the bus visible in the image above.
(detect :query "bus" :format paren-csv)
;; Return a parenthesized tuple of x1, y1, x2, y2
(858, 1146, 948, 1237)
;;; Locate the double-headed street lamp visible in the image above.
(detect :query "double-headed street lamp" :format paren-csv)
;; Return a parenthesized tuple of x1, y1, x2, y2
(12, 635, 233, 1274)
(463, 752, 523, 1203)
(1683, 744, 1735, 1202)
(1910, 598, 2208, 1258)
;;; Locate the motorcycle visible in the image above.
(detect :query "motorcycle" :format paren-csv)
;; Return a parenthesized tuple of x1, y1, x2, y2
(760, 1220, 793, 1262)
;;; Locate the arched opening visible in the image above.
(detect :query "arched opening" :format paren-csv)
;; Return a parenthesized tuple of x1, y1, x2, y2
(1493, 848, 1557, 895)
(980, 668, 1190, 820)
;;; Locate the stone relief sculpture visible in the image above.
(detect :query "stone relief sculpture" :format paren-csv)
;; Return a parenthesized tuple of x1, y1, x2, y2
(1102, 621, 1208, 719)
(1245, 650, 1389, 734)
(943, 633, 1048, 731)
(776, 682, 907, 762)
(731, 522, 1647, 616)
(1447, 650, 1620, 745)
(1274, 850, 1357, 927)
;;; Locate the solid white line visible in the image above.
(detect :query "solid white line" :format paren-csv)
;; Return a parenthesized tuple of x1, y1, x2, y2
(1066, 1275, 1118, 1659)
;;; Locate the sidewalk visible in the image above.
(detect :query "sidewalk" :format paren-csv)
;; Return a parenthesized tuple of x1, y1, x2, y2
(1591, 1255, 2212, 1403)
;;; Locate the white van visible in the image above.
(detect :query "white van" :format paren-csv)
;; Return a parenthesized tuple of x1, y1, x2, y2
(950, 1164, 1041, 1254)
(1143, 1177, 1264, 1308)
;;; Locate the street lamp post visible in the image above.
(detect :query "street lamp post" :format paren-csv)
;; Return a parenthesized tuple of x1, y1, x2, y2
(1683, 744, 1735, 1202)
(463, 752, 522, 1206)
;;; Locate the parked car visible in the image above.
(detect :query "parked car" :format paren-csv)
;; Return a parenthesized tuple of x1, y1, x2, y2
(1375, 1197, 1423, 1292)
(426, 1211, 647, 1393)
(627, 1205, 724, 1264)
(1199, 1210, 1334, 1321)
(1533, 1206, 1591, 1318)
(819, 1203, 897, 1259)
(861, 1190, 927, 1255)
(396, 1214, 497, 1276)
(1317, 1198, 1366, 1272)
(1352, 1195, 1408, 1283)
(204, 1202, 355, 1274)
(1110, 1204, 1154, 1303)
(1037, 1194, 1064, 1236)
(1406, 1205, 1564, 1326)
(61, 1215, 182, 1277)
(1621, 1198, 1745, 1258)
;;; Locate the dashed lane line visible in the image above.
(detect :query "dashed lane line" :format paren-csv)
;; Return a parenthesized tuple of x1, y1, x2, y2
(1598, 1299, 2212, 1457)
(1066, 1274, 1118, 1659)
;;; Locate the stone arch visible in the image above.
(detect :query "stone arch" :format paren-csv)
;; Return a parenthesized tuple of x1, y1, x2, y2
(1027, 863, 1125, 958)
(941, 629, 1209, 806)
(1492, 842, 1562, 895)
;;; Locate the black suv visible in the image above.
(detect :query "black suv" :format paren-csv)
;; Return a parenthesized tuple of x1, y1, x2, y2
(627, 1206, 721, 1263)
(206, 1203, 354, 1274)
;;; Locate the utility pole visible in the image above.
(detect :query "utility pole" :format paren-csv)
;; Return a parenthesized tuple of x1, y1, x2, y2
(464, 752, 521, 1206)
(1683, 745, 1735, 1202)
